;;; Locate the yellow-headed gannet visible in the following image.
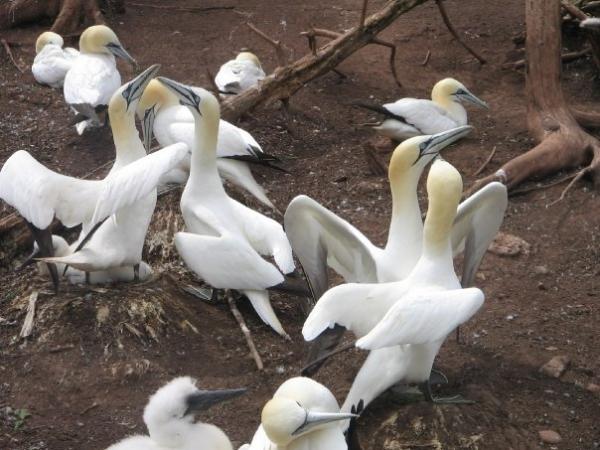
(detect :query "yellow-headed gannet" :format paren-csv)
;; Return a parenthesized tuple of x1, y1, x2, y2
(215, 52, 265, 96)
(31, 31, 79, 88)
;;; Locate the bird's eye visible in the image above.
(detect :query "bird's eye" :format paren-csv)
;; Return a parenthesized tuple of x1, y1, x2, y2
(419, 141, 428, 152)
(454, 88, 466, 96)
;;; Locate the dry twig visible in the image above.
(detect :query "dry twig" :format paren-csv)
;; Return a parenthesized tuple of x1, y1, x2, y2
(548, 166, 591, 206)
(359, 0, 369, 27)
(473, 146, 497, 176)
(421, 49, 431, 66)
(503, 47, 592, 70)
(434, 0, 486, 64)
(129, 2, 235, 13)
(246, 22, 288, 67)
(226, 290, 264, 371)
(1, 39, 25, 73)
(19, 291, 39, 338)
(509, 171, 578, 197)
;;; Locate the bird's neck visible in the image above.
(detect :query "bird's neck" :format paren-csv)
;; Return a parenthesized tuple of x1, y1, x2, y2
(188, 110, 224, 192)
(385, 170, 423, 263)
(111, 113, 147, 165)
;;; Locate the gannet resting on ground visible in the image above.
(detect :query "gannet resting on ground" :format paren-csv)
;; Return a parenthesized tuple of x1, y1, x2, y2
(157, 77, 302, 337)
(107, 376, 245, 450)
(138, 79, 282, 209)
(215, 52, 265, 96)
(303, 159, 486, 416)
(31, 31, 79, 88)
(581, 17, 600, 30)
(356, 78, 488, 141)
(285, 126, 506, 372)
(0, 65, 188, 289)
(240, 377, 357, 450)
(63, 25, 136, 135)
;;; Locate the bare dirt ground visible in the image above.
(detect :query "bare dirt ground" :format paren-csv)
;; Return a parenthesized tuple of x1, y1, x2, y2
(1, 0, 599, 449)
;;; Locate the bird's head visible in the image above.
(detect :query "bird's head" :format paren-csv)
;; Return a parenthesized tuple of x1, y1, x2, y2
(388, 125, 472, 180)
(35, 31, 63, 53)
(143, 377, 245, 445)
(137, 79, 179, 150)
(157, 77, 220, 120)
(432, 78, 488, 109)
(79, 25, 136, 66)
(236, 51, 262, 68)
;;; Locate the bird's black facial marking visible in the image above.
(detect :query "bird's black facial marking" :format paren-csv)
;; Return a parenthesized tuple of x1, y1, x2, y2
(454, 88, 467, 97)
(413, 137, 435, 165)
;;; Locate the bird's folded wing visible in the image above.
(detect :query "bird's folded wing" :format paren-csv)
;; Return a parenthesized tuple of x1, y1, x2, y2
(174, 231, 284, 290)
(230, 199, 295, 274)
(0, 150, 103, 229)
(451, 182, 507, 287)
(64, 55, 120, 106)
(91, 142, 189, 224)
(217, 160, 274, 209)
(217, 120, 262, 158)
(284, 195, 378, 299)
(215, 62, 240, 91)
(356, 287, 485, 350)
(302, 282, 402, 341)
(384, 99, 458, 135)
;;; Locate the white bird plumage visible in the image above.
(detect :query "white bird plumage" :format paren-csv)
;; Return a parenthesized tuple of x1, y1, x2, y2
(240, 377, 356, 450)
(303, 159, 487, 413)
(215, 52, 265, 96)
(31, 31, 79, 88)
(107, 376, 245, 450)
(358, 78, 488, 141)
(138, 79, 280, 209)
(63, 25, 136, 134)
(157, 77, 295, 337)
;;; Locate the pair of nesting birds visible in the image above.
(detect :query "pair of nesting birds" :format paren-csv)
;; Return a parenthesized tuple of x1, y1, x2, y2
(108, 376, 355, 450)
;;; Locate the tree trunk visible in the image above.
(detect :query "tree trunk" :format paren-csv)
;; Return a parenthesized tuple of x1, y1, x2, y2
(472, 0, 600, 193)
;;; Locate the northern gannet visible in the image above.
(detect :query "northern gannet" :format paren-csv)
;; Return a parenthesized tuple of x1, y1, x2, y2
(31, 31, 79, 88)
(240, 377, 357, 450)
(215, 52, 265, 96)
(0, 65, 188, 290)
(303, 158, 486, 414)
(107, 377, 245, 450)
(285, 127, 506, 371)
(138, 79, 281, 209)
(357, 78, 488, 141)
(63, 25, 136, 134)
(156, 77, 298, 337)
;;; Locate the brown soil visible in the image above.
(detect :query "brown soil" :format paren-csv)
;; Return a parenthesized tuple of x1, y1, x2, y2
(1, 1, 599, 449)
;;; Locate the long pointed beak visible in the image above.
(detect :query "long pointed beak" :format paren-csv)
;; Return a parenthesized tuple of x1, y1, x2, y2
(185, 388, 246, 415)
(106, 42, 137, 67)
(142, 105, 156, 151)
(292, 410, 358, 436)
(417, 125, 473, 163)
(460, 89, 489, 109)
(157, 76, 201, 111)
(121, 64, 161, 111)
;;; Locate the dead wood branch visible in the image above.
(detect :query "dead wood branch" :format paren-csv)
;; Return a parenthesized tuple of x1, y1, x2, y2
(469, 0, 600, 197)
(360, 0, 369, 27)
(561, 0, 600, 71)
(227, 291, 264, 371)
(434, 0, 486, 64)
(129, 2, 235, 13)
(503, 47, 592, 70)
(1, 39, 25, 73)
(472, 146, 497, 176)
(421, 49, 431, 65)
(509, 172, 578, 197)
(571, 108, 600, 128)
(246, 21, 289, 67)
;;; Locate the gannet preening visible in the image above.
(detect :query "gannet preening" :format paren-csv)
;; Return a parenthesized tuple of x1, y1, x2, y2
(303, 159, 486, 413)
(138, 79, 282, 209)
(240, 377, 357, 450)
(156, 77, 301, 337)
(63, 25, 136, 134)
(356, 78, 488, 141)
(0, 65, 188, 290)
(215, 52, 266, 96)
(31, 31, 79, 88)
(581, 17, 600, 30)
(285, 126, 506, 372)
(107, 376, 245, 450)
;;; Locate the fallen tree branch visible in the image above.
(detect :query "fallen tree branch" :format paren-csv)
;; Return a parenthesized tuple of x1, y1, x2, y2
(434, 0, 486, 64)
(129, 2, 235, 13)
(1, 39, 25, 73)
(509, 171, 578, 197)
(561, 0, 600, 71)
(226, 290, 264, 371)
(246, 21, 289, 67)
(221, 0, 429, 122)
(503, 47, 591, 70)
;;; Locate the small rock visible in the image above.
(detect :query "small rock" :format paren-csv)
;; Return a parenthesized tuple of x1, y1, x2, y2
(537, 281, 547, 291)
(586, 383, 600, 394)
(534, 265, 550, 275)
(545, 346, 558, 351)
(540, 355, 570, 378)
(539, 430, 562, 444)
(355, 180, 384, 193)
(96, 306, 110, 324)
(488, 232, 531, 257)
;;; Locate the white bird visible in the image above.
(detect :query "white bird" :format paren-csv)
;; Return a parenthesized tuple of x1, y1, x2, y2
(63, 25, 136, 134)
(107, 376, 245, 450)
(285, 127, 506, 371)
(0, 65, 188, 289)
(303, 159, 486, 413)
(138, 79, 282, 209)
(215, 52, 265, 96)
(356, 78, 488, 141)
(581, 17, 600, 30)
(156, 77, 300, 337)
(240, 377, 357, 450)
(31, 31, 79, 88)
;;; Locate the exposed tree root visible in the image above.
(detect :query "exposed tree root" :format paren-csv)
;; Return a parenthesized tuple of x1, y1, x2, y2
(503, 47, 592, 70)
(470, 0, 600, 199)
(227, 290, 264, 371)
